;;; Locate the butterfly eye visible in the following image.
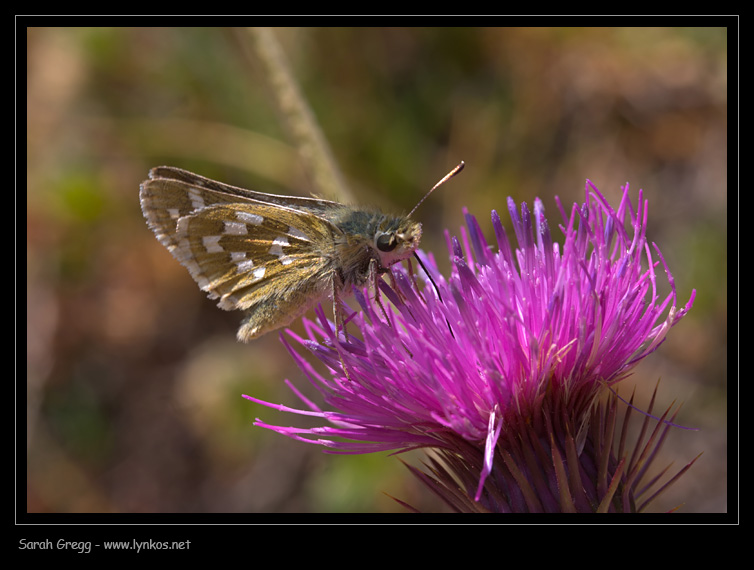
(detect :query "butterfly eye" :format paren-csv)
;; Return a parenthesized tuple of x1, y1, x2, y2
(376, 233, 397, 252)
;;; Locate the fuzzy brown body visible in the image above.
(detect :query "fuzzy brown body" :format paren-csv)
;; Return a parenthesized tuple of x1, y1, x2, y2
(139, 167, 422, 341)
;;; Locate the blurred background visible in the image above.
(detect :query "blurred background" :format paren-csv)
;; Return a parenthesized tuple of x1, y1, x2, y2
(26, 26, 728, 514)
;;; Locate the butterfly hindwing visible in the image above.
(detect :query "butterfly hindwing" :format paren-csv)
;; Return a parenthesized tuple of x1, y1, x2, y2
(173, 203, 334, 310)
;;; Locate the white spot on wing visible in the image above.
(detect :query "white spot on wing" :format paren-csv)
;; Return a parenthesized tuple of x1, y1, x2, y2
(288, 226, 310, 241)
(224, 221, 247, 235)
(252, 266, 266, 282)
(202, 235, 223, 253)
(188, 188, 205, 210)
(269, 236, 289, 257)
(231, 252, 255, 273)
(237, 211, 264, 225)
(237, 259, 256, 273)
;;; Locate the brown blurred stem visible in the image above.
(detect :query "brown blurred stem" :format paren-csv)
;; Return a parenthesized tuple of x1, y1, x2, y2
(232, 27, 353, 203)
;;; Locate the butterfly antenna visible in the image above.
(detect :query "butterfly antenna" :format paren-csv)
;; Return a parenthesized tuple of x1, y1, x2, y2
(413, 252, 442, 301)
(407, 161, 464, 219)
(413, 252, 455, 339)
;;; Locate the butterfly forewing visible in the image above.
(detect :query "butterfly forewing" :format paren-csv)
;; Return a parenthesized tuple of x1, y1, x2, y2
(146, 166, 343, 217)
(140, 169, 347, 340)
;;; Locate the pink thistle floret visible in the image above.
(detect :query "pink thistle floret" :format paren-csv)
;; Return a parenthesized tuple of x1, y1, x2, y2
(244, 180, 695, 502)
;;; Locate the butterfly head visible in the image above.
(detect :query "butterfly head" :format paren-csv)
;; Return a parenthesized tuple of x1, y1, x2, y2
(374, 217, 422, 267)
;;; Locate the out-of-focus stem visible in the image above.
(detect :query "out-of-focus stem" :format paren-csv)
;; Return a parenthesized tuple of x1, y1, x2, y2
(236, 27, 353, 203)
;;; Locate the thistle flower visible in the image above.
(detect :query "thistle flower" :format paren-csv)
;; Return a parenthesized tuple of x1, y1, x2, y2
(244, 180, 697, 513)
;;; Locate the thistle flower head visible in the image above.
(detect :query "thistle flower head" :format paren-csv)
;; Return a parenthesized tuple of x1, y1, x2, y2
(245, 180, 696, 512)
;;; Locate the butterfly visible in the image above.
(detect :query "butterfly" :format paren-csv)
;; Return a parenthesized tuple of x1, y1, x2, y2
(139, 163, 463, 341)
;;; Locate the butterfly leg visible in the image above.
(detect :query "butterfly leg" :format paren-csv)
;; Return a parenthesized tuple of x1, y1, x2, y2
(325, 272, 354, 381)
(330, 272, 348, 342)
(369, 258, 393, 327)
